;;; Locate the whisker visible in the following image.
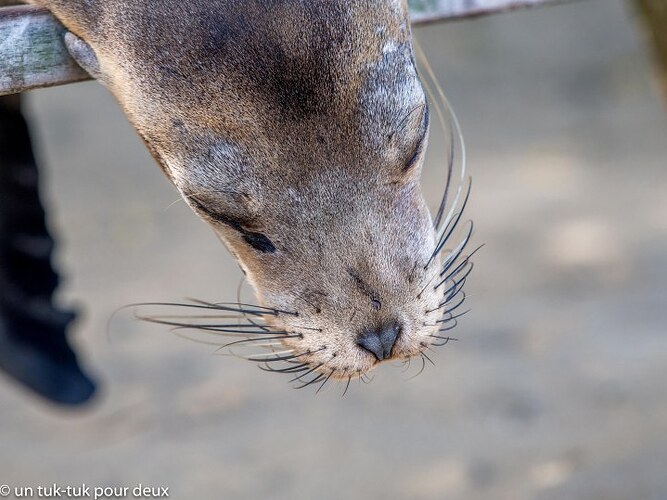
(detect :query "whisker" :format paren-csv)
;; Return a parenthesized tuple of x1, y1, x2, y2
(417, 271, 438, 300)
(444, 294, 468, 317)
(429, 335, 458, 347)
(415, 41, 463, 232)
(426, 180, 472, 269)
(425, 288, 464, 314)
(439, 274, 469, 305)
(171, 330, 235, 347)
(439, 244, 483, 285)
(137, 315, 284, 335)
(153, 321, 271, 329)
(190, 298, 298, 316)
(316, 370, 336, 394)
(438, 248, 476, 292)
(437, 262, 473, 296)
(437, 309, 471, 323)
(431, 289, 466, 316)
(414, 41, 468, 237)
(246, 347, 325, 364)
(289, 363, 324, 384)
(145, 314, 248, 320)
(234, 275, 274, 332)
(213, 342, 284, 361)
(243, 312, 272, 332)
(433, 115, 456, 230)
(437, 222, 474, 274)
(421, 351, 436, 366)
(407, 355, 426, 380)
(246, 350, 298, 360)
(294, 372, 326, 390)
(341, 375, 353, 397)
(214, 334, 300, 350)
(437, 320, 459, 332)
(131, 301, 271, 317)
(259, 362, 309, 374)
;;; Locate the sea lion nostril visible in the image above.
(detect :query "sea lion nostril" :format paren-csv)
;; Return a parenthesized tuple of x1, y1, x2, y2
(357, 323, 400, 361)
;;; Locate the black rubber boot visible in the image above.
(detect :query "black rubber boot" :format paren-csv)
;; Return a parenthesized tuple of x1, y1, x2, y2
(0, 94, 96, 406)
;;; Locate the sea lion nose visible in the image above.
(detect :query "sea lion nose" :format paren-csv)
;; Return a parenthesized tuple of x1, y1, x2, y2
(357, 323, 400, 361)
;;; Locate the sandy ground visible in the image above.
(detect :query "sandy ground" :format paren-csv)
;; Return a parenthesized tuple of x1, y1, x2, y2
(1, 0, 666, 499)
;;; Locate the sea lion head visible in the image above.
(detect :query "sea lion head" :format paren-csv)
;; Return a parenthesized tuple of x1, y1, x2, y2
(155, 7, 463, 380)
(55, 0, 470, 383)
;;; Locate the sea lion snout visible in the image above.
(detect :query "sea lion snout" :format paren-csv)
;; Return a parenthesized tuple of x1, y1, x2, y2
(357, 322, 401, 361)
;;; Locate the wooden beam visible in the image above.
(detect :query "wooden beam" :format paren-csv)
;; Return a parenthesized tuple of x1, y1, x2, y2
(0, 0, 578, 96)
(0, 6, 89, 95)
(408, 0, 575, 24)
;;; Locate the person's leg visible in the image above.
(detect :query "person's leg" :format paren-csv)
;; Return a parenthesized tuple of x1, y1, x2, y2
(0, 94, 96, 406)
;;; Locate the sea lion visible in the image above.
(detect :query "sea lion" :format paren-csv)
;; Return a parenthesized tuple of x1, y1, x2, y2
(27, 0, 473, 387)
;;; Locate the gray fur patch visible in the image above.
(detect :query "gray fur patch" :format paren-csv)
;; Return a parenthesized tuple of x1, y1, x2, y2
(64, 32, 102, 81)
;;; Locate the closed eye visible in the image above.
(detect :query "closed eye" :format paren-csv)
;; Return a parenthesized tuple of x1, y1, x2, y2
(402, 106, 429, 172)
(242, 231, 276, 253)
(188, 196, 276, 253)
(404, 140, 425, 171)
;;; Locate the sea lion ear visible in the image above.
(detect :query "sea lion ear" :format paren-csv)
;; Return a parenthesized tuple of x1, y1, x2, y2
(64, 32, 105, 83)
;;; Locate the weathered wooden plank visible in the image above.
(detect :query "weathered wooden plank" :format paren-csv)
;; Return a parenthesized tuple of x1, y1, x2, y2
(0, 5, 89, 95)
(408, 0, 575, 24)
(1, 0, 578, 96)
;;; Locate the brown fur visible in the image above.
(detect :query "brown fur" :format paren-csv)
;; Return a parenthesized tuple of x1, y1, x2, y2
(31, 0, 453, 379)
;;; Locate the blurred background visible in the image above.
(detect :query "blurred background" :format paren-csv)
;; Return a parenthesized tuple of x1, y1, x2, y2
(1, 0, 666, 498)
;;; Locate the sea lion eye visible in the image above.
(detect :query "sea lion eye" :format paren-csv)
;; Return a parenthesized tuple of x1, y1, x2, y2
(404, 141, 425, 171)
(188, 195, 276, 253)
(401, 106, 429, 172)
(242, 231, 276, 253)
